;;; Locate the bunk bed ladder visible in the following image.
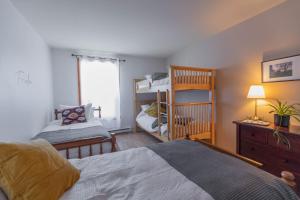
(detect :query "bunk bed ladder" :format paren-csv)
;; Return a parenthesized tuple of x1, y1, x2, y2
(156, 90, 170, 141)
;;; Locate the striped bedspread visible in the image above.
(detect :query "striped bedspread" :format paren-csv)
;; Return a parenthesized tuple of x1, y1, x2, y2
(149, 140, 299, 200)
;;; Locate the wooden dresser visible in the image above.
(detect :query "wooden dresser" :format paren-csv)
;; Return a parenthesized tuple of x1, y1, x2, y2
(233, 121, 300, 193)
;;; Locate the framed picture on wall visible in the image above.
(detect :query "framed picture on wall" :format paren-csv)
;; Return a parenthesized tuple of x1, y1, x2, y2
(262, 54, 300, 83)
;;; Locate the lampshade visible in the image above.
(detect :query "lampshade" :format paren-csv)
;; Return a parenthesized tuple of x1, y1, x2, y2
(247, 85, 265, 99)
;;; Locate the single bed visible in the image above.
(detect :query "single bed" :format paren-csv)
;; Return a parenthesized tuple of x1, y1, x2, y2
(59, 140, 298, 200)
(33, 107, 116, 158)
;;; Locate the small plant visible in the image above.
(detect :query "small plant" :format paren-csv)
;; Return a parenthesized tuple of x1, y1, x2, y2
(268, 99, 300, 149)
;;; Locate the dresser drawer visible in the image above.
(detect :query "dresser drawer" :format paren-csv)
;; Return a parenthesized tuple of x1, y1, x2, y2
(268, 133, 300, 154)
(239, 140, 269, 163)
(275, 152, 300, 174)
(240, 126, 267, 144)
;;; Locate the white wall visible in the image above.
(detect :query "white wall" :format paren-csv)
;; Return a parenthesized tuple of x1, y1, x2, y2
(0, 0, 53, 141)
(51, 48, 166, 129)
(167, 0, 300, 152)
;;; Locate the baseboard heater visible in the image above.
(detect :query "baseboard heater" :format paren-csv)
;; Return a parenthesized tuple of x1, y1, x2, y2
(109, 127, 132, 134)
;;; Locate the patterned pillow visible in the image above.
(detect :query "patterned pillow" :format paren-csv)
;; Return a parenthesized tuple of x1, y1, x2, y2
(61, 106, 87, 125)
(144, 103, 166, 117)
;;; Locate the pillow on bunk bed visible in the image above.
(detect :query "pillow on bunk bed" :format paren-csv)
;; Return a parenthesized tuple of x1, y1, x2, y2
(61, 106, 87, 125)
(151, 72, 168, 81)
(141, 104, 150, 111)
(152, 116, 168, 129)
(144, 103, 166, 117)
(60, 103, 93, 121)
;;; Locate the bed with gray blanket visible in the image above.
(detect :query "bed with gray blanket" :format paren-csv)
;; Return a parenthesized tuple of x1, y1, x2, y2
(33, 125, 111, 144)
(33, 119, 115, 158)
(60, 140, 299, 200)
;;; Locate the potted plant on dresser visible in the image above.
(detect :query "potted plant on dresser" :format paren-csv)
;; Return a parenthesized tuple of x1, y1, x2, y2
(268, 99, 300, 149)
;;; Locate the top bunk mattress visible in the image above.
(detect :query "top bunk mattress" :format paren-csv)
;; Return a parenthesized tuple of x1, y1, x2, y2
(136, 77, 170, 93)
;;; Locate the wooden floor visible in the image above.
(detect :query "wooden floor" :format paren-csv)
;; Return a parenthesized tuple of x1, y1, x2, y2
(115, 132, 161, 151)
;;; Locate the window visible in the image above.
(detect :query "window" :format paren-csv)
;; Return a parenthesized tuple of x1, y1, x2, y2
(79, 58, 120, 128)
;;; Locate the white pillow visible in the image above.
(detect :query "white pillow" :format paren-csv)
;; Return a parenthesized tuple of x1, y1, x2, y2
(145, 74, 152, 80)
(59, 103, 93, 120)
(141, 104, 150, 111)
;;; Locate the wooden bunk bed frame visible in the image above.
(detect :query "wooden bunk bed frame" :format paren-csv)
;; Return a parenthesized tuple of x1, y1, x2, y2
(171, 65, 216, 144)
(134, 65, 216, 144)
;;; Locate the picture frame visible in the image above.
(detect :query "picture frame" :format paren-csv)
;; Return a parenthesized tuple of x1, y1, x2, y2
(261, 54, 300, 83)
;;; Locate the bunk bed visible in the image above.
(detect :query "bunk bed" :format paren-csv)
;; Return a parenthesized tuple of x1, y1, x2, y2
(134, 65, 216, 144)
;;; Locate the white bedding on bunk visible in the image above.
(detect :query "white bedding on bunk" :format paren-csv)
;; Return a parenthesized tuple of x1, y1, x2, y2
(136, 77, 169, 92)
(152, 77, 169, 86)
(61, 147, 213, 200)
(136, 110, 168, 135)
(136, 110, 157, 133)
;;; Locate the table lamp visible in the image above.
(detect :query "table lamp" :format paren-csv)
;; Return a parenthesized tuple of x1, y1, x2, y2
(247, 85, 265, 120)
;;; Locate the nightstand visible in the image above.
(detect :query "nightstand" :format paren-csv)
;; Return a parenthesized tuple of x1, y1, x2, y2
(233, 121, 300, 193)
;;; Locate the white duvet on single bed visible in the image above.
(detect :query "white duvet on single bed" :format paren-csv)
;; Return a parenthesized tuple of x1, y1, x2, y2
(40, 118, 104, 133)
(136, 111, 157, 133)
(61, 147, 213, 200)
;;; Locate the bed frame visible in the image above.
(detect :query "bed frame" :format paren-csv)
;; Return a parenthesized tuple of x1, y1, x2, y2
(134, 65, 216, 144)
(53, 106, 116, 158)
(53, 135, 116, 159)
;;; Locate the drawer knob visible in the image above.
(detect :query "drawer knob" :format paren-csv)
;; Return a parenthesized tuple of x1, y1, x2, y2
(284, 159, 289, 163)
(250, 147, 255, 151)
(251, 133, 255, 137)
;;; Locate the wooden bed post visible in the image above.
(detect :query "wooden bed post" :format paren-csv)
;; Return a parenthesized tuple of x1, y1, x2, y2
(167, 89, 170, 141)
(281, 171, 297, 190)
(157, 90, 161, 135)
(133, 79, 138, 133)
(171, 66, 176, 141)
(211, 70, 216, 145)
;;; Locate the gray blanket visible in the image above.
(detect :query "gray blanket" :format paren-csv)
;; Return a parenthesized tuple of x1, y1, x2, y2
(33, 126, 111, 144)
(148, 140, 299, 200)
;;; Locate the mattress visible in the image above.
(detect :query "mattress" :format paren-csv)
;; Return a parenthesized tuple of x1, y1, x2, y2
(61, 146, 213, 200)
(136, 110, 157, 133)
(151, 77, 169, 86)
(136, 77, 170, 93)
(38, 117, 104, 133)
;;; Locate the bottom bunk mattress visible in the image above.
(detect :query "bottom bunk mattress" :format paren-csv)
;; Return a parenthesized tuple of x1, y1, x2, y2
(61, 140, 298, 200)
(136, 110, 168, 135)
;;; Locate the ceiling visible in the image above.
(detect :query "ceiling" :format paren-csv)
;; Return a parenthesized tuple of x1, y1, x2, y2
(11, 0, 285, 58)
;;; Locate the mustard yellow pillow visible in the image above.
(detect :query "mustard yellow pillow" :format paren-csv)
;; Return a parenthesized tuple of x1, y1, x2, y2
(0, 139, 80, 200)
(144, 103, 166, 117)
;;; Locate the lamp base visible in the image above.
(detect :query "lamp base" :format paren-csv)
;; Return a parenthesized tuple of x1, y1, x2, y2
(252, 116, 259, 121)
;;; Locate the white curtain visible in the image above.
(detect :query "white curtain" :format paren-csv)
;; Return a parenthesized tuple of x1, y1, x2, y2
(80, 58, 120, 129)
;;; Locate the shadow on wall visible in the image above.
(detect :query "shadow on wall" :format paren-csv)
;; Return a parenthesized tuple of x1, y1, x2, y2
(215, 60, 261, 151)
